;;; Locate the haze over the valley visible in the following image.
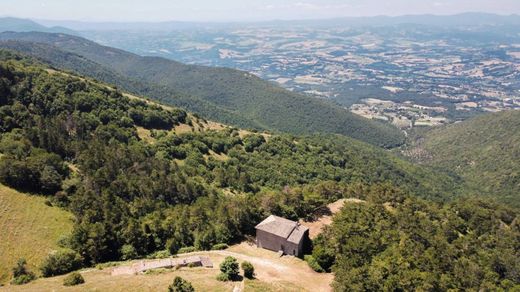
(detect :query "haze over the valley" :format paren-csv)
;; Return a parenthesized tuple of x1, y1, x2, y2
(1, 0, 520, 22)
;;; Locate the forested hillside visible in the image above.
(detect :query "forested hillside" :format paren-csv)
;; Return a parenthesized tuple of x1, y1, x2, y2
(405, 110, 520, 207)
(310, 187, 520, 291)
(0, 52, 455, 271)
(0, 32, 405, 148)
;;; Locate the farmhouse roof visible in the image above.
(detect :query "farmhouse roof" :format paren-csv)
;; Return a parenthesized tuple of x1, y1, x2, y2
(255, 215, 309, 244)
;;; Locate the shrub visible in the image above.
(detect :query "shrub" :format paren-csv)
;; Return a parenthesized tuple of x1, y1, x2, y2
(178, 247, 197, 254)
(211, 243, 229, 250)
(217, 256, 239, 281)
(241, 261, 255, 279)
(120, 244, 138, 260)
(11, 258, 36, 285)
(168, 276, 194, 292)
(304, 255, 325, 273)
(63, 272, 85, 286)
(216, 273, 230, 282)
(11, 274, 36, 285)
(149, 250, 171, 259)
(40, 250, 83, 277)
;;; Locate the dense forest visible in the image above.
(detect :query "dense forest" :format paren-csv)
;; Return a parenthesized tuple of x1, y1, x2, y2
(0, 32, 405, 148)
(309, 187, 520, 291)
(405, 110, 520, 207)
(0, 52, 452, 264)
(1, 52, 518, 290)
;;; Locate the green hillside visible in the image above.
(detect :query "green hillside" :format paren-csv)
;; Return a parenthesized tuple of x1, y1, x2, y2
(0, 52, 457, 274)
(407, 110, 520, 206)
(311, 187, 520, 290)
(0, 184, 73, 284)
(0, 31, 405, 148)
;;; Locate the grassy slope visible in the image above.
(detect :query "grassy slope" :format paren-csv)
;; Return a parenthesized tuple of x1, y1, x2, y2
(0, 184, 73, 284)
(410, 110, 520, 206)
(0, 32, 404, 148)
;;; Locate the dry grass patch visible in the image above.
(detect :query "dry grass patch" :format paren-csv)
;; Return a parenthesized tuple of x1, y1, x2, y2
(0, 184, 73, 284)
(300, 198, 365, 239)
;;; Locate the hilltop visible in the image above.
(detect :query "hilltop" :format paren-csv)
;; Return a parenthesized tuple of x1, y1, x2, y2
(405, 110, 520, 206)
(0, 17, 73, 34)
(0, 44, 517, 291)
(0, 50, 457, 277)
(0, 31, 405, 148)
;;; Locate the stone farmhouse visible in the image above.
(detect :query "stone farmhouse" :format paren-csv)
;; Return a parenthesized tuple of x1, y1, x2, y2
(255, 215, 310, 257)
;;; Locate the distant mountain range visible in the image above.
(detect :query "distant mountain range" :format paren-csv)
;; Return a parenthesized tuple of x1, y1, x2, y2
(0, 17, 75, 34)
(0, 28, 405, 147)
(31, 13, 520, 31)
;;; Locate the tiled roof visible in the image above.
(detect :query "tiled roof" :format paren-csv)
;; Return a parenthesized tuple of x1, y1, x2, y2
(256, 215, 309, 244)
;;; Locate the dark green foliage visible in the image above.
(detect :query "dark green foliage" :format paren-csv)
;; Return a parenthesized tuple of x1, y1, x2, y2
(40, 250, 83, 277)
(409, 110, 520, 207)
(0, 55, 464, 269)
(242, 134, 265, 152)
(313, 185, 520, 290)
(168, 276, 194, 292)
(309, 236, 335, 272)
(120, 244, 138, 261)
(241, 261, 255, 279)
(211, 243, 229, 250)
(304, 255, 325, 273)
(0, 33, 405, 147)
(0, 134, 68, 194)
(218, 256, 240, 281)
(63, 272, 84, 286)
(11, 258, 36, 285)
(177, 247, 197, 254)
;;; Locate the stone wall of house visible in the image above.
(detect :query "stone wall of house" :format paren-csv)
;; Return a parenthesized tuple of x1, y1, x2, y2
(256, 229, 302, 256)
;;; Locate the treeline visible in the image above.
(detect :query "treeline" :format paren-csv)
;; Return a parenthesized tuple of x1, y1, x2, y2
(309, 185, 520, 290)
(0, 56, 458, 267)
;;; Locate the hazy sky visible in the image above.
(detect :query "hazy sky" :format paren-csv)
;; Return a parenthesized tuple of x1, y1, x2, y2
(1, 0, 519, 22)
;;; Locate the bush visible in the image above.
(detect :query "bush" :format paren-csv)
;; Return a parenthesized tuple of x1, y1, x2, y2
(216, 273, 230, 282)
(63, 272, 85, 286)
(11, 258, 36, 285)
(11, 274, 36, 285)
(217, 256, 239, 281)
(241, 261, 255, 279)
(40, 250, 83, 277)
(178, 247, 197, 254)
(304, 255, 325, 273)
(120, 244, 138, 260)
(211, 243, 229, 250)
(168, 276, 194, 292)
(148, 250, 171, 259)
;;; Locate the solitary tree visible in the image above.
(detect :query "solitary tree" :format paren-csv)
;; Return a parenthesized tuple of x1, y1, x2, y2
(217, 256, 239, 281)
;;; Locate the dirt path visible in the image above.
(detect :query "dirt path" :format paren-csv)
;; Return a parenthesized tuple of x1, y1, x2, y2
(189, 244, 332, 291)
(104, 243, 333, 292)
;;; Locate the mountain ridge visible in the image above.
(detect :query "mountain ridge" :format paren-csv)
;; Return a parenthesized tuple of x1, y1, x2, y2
(406, 109, 520, 206)
(0, 31, 405, 147)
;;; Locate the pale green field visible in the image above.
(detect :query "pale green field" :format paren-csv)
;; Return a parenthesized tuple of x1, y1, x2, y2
(0, 184, 73, 284)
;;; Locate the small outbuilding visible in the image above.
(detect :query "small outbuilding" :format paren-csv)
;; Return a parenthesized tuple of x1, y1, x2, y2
(255, 215, 310, 257)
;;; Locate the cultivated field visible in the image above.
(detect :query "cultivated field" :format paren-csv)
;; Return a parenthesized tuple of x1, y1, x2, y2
(0, 184, 74, 284)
